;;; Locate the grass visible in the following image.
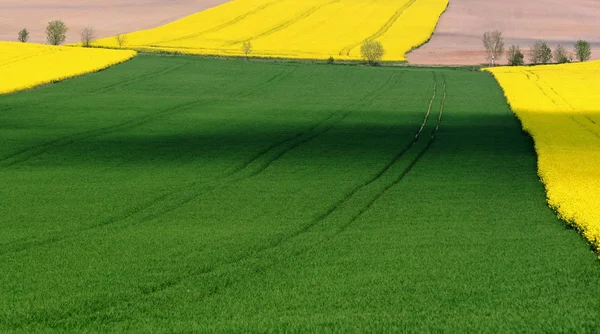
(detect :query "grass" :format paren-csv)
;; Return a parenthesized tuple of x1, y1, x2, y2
(0, 55, 598, 331)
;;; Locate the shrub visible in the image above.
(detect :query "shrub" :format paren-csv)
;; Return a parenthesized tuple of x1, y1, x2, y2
(360, 40, 385, 65)
(553, 45, 571, 64)
(327, 56, 335, 65)
(115, 33, 127, 48)
(18, 29, 29, 43)
(506, 45, 524, 66)
(80, 27, 96, 48)
(529, 40, 552, 64)
(46, 20, 68, 45)
(482, 30, 505, 66)
(574, 40, 591, 62)
(242, 41, 252, 59)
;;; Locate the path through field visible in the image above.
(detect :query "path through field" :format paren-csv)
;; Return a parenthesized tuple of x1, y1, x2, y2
(0, 56, 598, 331)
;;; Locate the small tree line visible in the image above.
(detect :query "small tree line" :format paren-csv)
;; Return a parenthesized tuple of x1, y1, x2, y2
(483, 30, 592, 66)
(16, 21, 128, 49)
(239, 39, 386, 65)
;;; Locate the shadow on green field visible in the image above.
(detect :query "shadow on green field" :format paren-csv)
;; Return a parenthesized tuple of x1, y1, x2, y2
(0, 55, 599, 332)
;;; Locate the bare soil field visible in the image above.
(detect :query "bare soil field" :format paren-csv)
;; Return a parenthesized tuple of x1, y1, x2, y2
(408, 0, 600, 65)
(0, 0, 229, 44)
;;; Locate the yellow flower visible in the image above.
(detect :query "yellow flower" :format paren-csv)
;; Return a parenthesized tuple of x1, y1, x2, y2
(93, 0, 448, 61)
(485, 61, 600, 252)
(0, 41, 136, 94)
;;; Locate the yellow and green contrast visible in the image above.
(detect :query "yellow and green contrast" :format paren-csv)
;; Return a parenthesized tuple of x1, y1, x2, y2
(93, 0, 448, 61)
(486, 61, 600, 251)
(0, 42, 136, 94)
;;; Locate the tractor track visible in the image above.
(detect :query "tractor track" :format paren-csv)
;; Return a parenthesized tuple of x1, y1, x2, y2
(230, 0, 341, 45)
(0, 70, 402, 256)
(339, 0, 417, 56)
(153, 0, 280, 45)
(115, 73, 444, 300)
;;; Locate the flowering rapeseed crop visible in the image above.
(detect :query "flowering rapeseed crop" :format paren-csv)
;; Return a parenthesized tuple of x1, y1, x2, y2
(92, 0, 448, 61)
(486, 62, 600, 251)
(0, 42, 136, 94)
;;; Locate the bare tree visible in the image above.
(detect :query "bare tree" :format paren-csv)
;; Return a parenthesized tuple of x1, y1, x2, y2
(80, 27, 96, 48)
(506, 45, 524, 66)
(18, 28, 29, 43)
(530, 40, 552, 64)
(574, 40, 591, 62)
(482, 30, 505, 66)
(115, 33, 127, 48)
(553, 45, 571, 64)
(242, 41, 252, 59)
(46, 20, 68, 45)
(360, 40, 385, 65)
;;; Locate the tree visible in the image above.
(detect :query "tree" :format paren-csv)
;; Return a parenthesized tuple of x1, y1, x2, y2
(360, 40, 385, 65)
(529, 40, 552, 64)
(80, 27, 95, 48)
(327, 56, 335, 65)
(242, 41, 252, 59)
(574, 40, 591, 62)
(18, 29, 29, 43)
(46, 20, 68, 45)
(115, 33, 127, 48)
(506, 45, 524, 66)
(482, 30, 504, 66)
(553, 44, 571, 64)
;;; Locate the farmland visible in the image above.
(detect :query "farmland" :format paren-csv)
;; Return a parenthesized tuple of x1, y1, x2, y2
(487, 61, 600, 252)
(1, 55, 599, 331)
(0, 41, 136, 94)
(92, 0, 448, 61)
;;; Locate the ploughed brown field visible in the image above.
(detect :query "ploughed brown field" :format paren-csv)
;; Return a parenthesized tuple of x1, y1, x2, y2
(408, 0, 600, 65)
(0, 0, 230, 44)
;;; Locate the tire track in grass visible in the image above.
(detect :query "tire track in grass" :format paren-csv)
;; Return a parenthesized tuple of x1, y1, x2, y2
(0, 66, 293, 168)
(151, 0, 280, 45)
(0, 70, 401, 256)
(92, 62, 188, 94)
(0, 99, 207, 168)
(4, 72, 442, 325)
(183, 75, 448, 303)
(92, 70, 401, 225)
(118, 73, 440, 298)
(330, 74, 447, 238)
(229, 0, 341, 45)
(237, 66, 296, 98)
(338, 0, 417, 56)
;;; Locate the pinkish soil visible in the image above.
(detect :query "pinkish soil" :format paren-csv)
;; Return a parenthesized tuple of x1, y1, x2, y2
(0, 0, 230, 44)
(408, 0, 600, 65)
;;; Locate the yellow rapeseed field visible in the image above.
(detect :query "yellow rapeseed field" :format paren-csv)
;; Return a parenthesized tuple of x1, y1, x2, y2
(486, 61, 600, 251)
(93, 0, 448, 61)
(0, 42, 136, 94)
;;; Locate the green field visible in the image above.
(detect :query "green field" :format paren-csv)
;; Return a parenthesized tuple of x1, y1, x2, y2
(1, 55, 599, 331)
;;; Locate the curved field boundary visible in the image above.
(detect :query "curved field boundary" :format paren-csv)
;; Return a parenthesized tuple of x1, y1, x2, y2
(338, 0, 417, 56)
(486, 64, 600, 252)
(0, 42, 137, 95)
